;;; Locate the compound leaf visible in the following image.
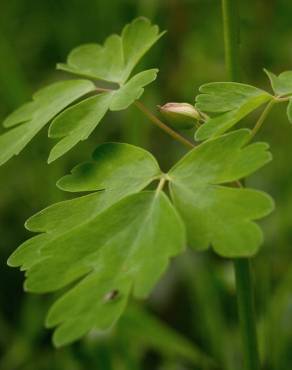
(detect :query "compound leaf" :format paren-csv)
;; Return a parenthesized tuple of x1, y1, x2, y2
(9, 191, 184, 347)
(1, 19, 160, 166)
(0, 80, 95, 166)
(168, 129, 274, 257)
(195, 82, 271, 140)
(48, 69, 158, 163)
(264, 69, 292, 97)
(9, 143, 161, 270)
(58, 18, 164, 84)
(57, 142, 161, 192)
(8, 143, 185, 346)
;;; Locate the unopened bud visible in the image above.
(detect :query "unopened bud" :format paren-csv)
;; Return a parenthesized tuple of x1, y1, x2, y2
(158, 102, 200, 130)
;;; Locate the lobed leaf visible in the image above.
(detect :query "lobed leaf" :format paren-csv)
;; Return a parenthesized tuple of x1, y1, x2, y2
(57, 18, 164, 84)
(0, 80, 95, 166)
(9, 142, 160, 269)
(264, 69, 292, 97)
(168, 129, 274, 257)
(195, 82, 271, 140)
(1, 19, 161, 167)
(8, 143, 186, 346)
(57, 141, 161, 192)
(10, 192, 184, 347)
(48, 69, 158, 163)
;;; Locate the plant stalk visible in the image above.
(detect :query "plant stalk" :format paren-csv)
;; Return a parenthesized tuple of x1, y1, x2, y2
(249, 99, 276, 140)
(222, 0, 241, 82)
(94, 87, 195, 150)
(222, 1, 261, 370)
(134, 101, 194, 149)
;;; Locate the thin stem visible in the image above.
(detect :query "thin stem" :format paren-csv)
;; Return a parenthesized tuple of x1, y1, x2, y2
(222, 0, 241, 81)
(249, 99, 276, 141)
(94, 86, 195, 150)
(155, 176, 166, 196)
(222, 1, 261, 370)
(234, 260, 261, 370)
(134, 101, 195, 149)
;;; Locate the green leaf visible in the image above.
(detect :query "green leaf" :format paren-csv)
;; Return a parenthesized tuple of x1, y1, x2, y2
(168, 129, 274, 257)
(9, 191, 185, 347)
(57, 142, 161, 192)
(264, 69, 292, 96)
(0, 80, 95, 166)
(109, 69, 158, 111)
(57, 18, 164, 84)
(1, 19, 160, 166)
(48, 93, 112, 163)
(287, 99, 292, 123)
(8, 143, 185, 346)
(195, 82, 271, 140)
(9, 142, 160, 268)
(48, 69, 158, 162)
(3, 101, 37, 128)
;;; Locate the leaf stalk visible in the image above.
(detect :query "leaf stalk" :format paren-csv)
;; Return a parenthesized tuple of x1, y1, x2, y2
(134, 101, 195, 149)
(249, 99, 276, 141)
(94, 86, 195, 149)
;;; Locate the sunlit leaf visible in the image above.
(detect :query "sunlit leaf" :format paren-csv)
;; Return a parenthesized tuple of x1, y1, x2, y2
(9, 192, 184, 347)
(47, 93, 112, 163)
(0, 80, 95, 166)
(168, 129, 274, 257)
(195, 82, 271, 140)
(1, 18, 161, 167)
(57, 142, 161, 192)
(57, 18, 164, 84)
(48, 69, 158, 162)
(264, 69, 292, 96)
(109, 69, 158, 111)
(8, 143, 185, 346)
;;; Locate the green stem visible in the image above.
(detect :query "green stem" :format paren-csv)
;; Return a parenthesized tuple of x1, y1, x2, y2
(94, 87, 195, 150)
(222, 1, 261, 370)
(134, 101, 195, 149)
(222, 0, 241, 82)
(249, 99, 276, 140)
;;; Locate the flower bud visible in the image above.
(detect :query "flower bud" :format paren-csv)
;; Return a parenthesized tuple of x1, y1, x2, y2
(158, 102, 200, 130)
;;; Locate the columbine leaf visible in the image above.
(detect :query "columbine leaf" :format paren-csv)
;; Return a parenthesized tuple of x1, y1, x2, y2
(109, 69, 158, 111)
(57, 142, 161, 192)
(168, 129, 274, 257)
(47, 93, 112, 163)
(48, 69, 158, 162)
(9, 191, 184, 347)
(0, 80, 95, 166)
(7, 143, 185, 347)
(264, 69, 292, 97)
(195, 82, 272, 140)
(8, 143, 161, 270)
(57, 18, 164, 84)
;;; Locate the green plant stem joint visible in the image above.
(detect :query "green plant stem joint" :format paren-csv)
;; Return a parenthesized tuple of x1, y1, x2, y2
(2, 16, 292, 362)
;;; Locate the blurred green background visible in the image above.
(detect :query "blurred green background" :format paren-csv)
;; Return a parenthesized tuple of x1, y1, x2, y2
(0, 1, 292, 369)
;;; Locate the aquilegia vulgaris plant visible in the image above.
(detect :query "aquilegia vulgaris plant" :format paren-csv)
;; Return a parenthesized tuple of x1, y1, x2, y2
(2, 4, 292, 370)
